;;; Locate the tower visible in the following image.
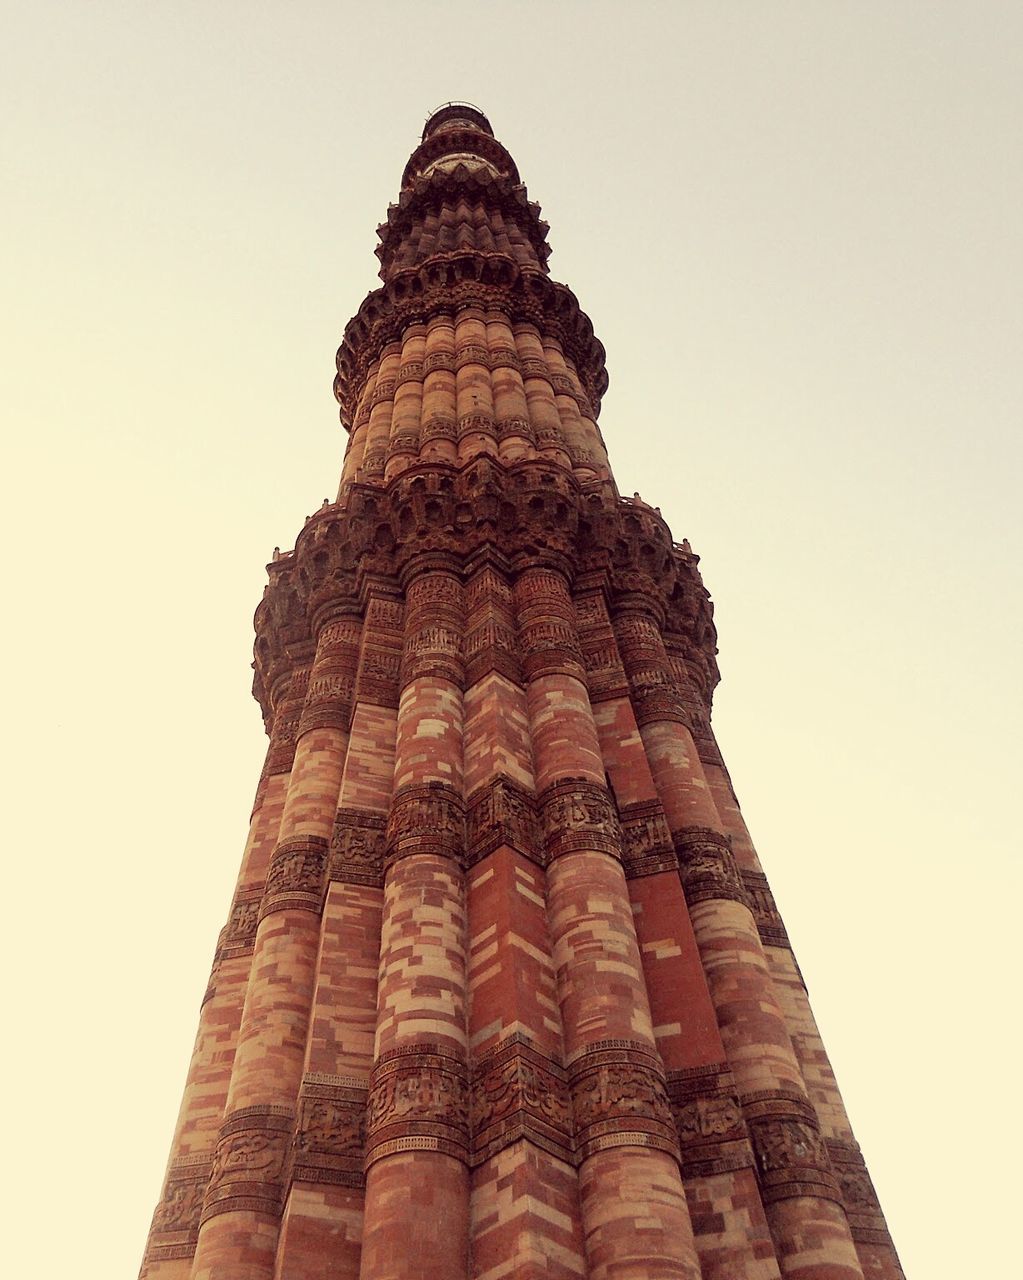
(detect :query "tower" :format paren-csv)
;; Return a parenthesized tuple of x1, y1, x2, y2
(141, 103, 902, 1280)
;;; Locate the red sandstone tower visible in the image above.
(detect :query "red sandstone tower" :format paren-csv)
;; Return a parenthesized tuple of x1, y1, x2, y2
(141, 104, 903, 1280)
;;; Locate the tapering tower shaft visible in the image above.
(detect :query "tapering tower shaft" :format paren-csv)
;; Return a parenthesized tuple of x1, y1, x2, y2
(141, 104, 902, 1280)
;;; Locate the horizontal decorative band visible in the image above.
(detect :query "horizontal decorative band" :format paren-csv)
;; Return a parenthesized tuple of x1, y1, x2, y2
(366, 1048, 469, 1166)
(469, 1036, 573, 1167)
(744, 1094, 841, 1204)
(329, 807, 387, 887)
(201, 1107, 294, 1223)
(619, 799, 677, 879)
(569, 1042, 677, 1161)
(673, 826, 749, 907)
(216, 889, 261, 960)
(540, 778, 621, 862)
(740, 869, 792, 950)
(290, 1082, 368, 1189)
(826, 1138, 886, 1221)
(260, 837, 329, 918)
(466, 775, 542, 867)
(385, 783, 465, 866)
(147, 1155, 213, 1242)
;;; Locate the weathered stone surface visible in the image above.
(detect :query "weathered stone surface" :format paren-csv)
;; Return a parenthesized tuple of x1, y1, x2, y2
(142, 103, 902, 1280)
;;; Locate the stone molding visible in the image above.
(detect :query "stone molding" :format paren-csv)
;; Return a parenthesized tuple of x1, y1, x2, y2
(665, 1063, 755, 1179)
(540, 777, 621, 863)
(465, 775, 542, 867)
(366, 1045, 469, 1167)
(143, 1152, 212, 1262)
(618, 799, 678, 879)
(673, 825, 750, 908)
(259, 836, 329, 919)
(741, 869, 792, 950)
(826, 1138, 900, 1250)
(329, 808, 387, 888)
(251, 459, 720, 724)
(568, 1040, 678, 1163)
(290, 1075, 368, 1190)
(742, 1090, 842, 1205)
(385, 782, 465, 869)
(201, 1105, 294, 1223)
(469, 1035, 573, 1167)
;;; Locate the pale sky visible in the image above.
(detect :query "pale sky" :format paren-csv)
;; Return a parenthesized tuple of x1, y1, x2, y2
(3, 4, 1020, 1277)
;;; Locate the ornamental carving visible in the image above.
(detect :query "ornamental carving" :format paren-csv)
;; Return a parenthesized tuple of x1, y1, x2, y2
(151, 1177, 204, 1233)
(751, 1117, 828, 1173)
(386, 783, 465, 866)
(469, 1038, 572, 1165)
(252, 459, 719, 729)
(619, 800, 677, 878)
(673, 1095, 744, 1142)
(741, 869, 791, 949)
(666, 1063, 754, 1178)
(743, 1094, 840, 1204)
(216, 891, 261, 963)
(568, 1044, 676, 1161)
(541, 778, 621, 862)
(296, 1097, 365, 1155)
(466, 776, 541, 865)
(330, 809, 387, 887)
(261, 837, 328, 916)
(673, 826, 748, 907)
(202, 1108, 292, 1222)
(366, 1050, 469, 1164)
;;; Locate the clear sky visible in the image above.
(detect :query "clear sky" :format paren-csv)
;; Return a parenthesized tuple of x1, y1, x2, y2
(3, 4, 1020, 1276)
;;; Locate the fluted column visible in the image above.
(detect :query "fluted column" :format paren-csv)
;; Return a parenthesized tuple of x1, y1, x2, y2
(514, 566, 702, 1280)
(273, 602, 398, 1280)
(575, 586, 781, 1280)
(358, 568, 470, 1280)
(684, 707, 905, 1280)
(463, 564, 588, 1279)
(189, 616, 359, 1280)
(140, 681, 298, 1279)
(613, 601, 865, 1280)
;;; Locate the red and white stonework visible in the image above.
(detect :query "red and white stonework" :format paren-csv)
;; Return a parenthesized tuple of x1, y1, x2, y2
(141, 104, 903, 1280)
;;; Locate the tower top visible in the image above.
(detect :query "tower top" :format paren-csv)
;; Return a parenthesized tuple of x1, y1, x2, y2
(422, 101, 494, 140)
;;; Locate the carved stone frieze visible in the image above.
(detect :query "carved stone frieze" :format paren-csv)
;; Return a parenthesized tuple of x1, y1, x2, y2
(464, 616, 521, 685)
(568, 1041, 677, 1162)
(330, 808, 387, 888)
(298, 617, 361, 736)
(495, 416, 534, 443)
(618, 800, 678, 879)
(469, 1036, 573, 1166)
(253, 464, 720, 728)
(385, 782, 465, 867)
(825, 1138, 897, 1249)
(741, 869, 792, 950)
(466, 775, 541, 866)
(666, 1062, 754, 1179)
(673, 826, 749, 908)
(355, 639, 402, 709)
(145, 1153, 212, 1261)
(216, 889, 262, 962)
(366, 1046, 469, 1166)
(742, 1090, 841, 1204)
(290, 1076, 368, 1189)
(540, 778, 621, 862)
(201, 1106, 293, 1223)
(260, 836, 328, 918)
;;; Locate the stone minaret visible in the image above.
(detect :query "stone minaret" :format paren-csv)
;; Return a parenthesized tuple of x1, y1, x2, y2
(141, 103, 902, 1280)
